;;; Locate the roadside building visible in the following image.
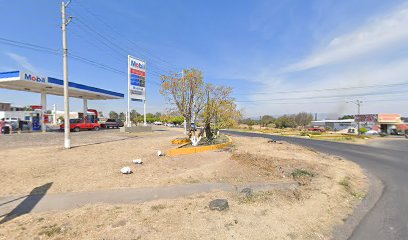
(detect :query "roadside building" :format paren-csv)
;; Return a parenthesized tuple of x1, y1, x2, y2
(311, 119, 356, 132)
(355, 114, 405, 134)
(0, 70, 124, 132)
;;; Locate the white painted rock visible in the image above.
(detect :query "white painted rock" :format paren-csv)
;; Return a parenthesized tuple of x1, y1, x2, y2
(120, 166, 132, 174)
(132, 159, 143, 164)
(157, 150, 165, 156)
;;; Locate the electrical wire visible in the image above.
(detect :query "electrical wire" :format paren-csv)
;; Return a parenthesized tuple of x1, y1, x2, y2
(236, 90, 408, 102)
(234, 82, 408, 95)
(71, 1, 181, 71)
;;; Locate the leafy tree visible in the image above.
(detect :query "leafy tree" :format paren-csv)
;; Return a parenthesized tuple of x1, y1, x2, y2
(261, 115, 275, 127)
(169, 116, 184, 125)
(160, 68, 205, 133)
(203, 84, 241, 139)
(109, 111, 118, 119)
(119, 112, 125, 121)
(294, 112, 314, 127)
(339, 115, 355, 120)
(130, 110, 141, 123)
(275, 115, 296, 128)
(98, 111, 104, 118)
(239, 118, 259, 126)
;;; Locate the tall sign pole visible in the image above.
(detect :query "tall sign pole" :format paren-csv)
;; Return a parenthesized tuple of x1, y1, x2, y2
(127, 55, 131, 127)
(62, 1, 72, 149)
(128, 55, 146, 126)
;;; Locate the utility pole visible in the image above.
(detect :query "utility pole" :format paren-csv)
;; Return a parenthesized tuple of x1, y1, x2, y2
(62, 1, 72, 149)
(347, 100, 362, 135)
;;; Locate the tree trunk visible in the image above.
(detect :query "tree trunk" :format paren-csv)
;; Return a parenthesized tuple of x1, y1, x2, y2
(205, 122, 213, 140)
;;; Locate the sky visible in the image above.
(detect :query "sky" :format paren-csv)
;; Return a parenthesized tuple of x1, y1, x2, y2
(1, 0, 408, 119)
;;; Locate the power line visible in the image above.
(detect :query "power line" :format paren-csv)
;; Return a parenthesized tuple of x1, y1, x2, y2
(234, 81, 408, 96)
(236, 97, 408, 105)
(0, 37, 163, 86)
(67, 7, 178, 74)
(69, 16, 170, 78)
(71, 1, 181, 71)
(236, 89, 408, 102)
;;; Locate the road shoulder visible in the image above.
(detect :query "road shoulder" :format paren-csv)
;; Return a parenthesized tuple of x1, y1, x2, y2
(332, 170, 384, 240)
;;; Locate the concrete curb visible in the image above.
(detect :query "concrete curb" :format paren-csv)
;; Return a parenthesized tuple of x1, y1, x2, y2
(167, 135, 233, 156)
(171, 138, 191, 144)
(332, 170, 384, 240)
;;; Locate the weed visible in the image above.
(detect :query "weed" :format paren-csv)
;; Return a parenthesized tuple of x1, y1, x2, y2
(151, 204, 166, 212)
(291, 169, 315, 178)
(39, 224, 62, 237)
(339, 177, 365, 200)
(291, 169, 315, 186)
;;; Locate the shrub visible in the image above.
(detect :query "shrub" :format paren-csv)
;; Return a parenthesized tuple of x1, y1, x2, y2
(358, 127, 368, 134)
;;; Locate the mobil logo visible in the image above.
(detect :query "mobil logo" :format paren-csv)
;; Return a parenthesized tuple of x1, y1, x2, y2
(24, 73, 46, 83)
(130, 59, 145, 70)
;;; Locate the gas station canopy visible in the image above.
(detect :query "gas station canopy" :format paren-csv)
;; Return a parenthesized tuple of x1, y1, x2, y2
(0, 70, 124, 100)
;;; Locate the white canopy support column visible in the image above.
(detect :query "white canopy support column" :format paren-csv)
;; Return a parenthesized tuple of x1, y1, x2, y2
(83, 98, 88, 120)
(41, 92, 47, 133)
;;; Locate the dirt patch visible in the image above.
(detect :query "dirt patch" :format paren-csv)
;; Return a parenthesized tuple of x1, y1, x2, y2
(0, 134, 367, 239)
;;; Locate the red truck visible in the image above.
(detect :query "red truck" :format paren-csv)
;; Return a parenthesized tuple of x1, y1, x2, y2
(60, 119, 101, 132)
(59, 109, 101, 132)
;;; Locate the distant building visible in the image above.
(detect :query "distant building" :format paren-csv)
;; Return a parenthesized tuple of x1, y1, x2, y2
(0, 102, 11, 111)
(311, 119, 356, 132)
(312, 114, 407, 134)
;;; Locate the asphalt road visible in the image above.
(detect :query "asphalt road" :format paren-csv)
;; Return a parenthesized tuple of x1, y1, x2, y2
(223, 130, 408, 240)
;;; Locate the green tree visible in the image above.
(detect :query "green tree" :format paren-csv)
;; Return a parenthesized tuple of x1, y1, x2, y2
(275, 115, 296, 128)
(119, 112, 125, 121)
(261, 115, 275, 127)
(338, 115, 355, 120)
(109, 111, 118, 119)
(203, 84, 241, 139)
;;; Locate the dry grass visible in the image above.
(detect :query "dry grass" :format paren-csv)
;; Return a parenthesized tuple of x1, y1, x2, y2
(0, 134, 368, 240)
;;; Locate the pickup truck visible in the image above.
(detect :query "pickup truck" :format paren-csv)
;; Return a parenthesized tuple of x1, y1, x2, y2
(60, 119, 101, 132)
(100, 119, 124, 129)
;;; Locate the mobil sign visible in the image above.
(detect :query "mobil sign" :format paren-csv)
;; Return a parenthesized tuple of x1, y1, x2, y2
(22, 72, 47, 83)
(128, 55, 146, 101)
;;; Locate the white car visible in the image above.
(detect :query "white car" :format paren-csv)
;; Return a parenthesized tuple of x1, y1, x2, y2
(365, 130, 379, 135)
(153, 121, 163, 125)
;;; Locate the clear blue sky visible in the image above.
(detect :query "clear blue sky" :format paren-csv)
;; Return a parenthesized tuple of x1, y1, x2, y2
(1, 0, 408, 118)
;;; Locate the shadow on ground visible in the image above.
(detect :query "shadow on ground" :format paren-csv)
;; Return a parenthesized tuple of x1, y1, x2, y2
(0, 182, 53, 224)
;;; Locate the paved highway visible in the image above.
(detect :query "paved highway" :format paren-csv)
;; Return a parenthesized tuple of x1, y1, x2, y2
(223, 130, 408, 240)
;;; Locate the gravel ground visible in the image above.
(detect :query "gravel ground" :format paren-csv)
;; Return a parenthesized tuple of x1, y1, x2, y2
(0, 127, 174, 149)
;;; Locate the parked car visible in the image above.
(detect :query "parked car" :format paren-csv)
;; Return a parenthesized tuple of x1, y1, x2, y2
(100, 119, 124, 129)
(307, 127, 325, 132)
(365, 130, 379, 135)
(1, 117, 18, 130)
(60, 119, 101, 132)
(166, 123, 175, 127)
(153, 121, 163, 125)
